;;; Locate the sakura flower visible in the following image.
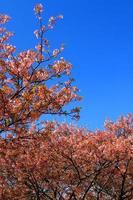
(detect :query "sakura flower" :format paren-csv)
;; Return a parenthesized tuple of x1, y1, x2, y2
(34, 3, 43, 13)
(57, 15, 63, 19)
(0, 15, 10, 24)
(49, 16, 56, 24)
(52, 49, 60, 57)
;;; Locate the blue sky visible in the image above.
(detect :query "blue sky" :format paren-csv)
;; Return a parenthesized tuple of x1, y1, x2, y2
(0, 0, 133, 130)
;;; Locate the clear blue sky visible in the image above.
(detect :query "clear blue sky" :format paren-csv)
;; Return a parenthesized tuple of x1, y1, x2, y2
(0, 0, 133, 130)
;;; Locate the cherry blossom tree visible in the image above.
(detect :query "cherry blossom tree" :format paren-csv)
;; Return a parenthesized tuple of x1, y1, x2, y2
(0, 4, 81, 137)
(0, 115, 132, 199)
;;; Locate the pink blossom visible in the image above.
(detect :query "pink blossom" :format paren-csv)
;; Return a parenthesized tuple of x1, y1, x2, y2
(57, 15, 63, 19)
(52, 49, 59, 57)
(34, 4, 43, 13)
(0, 15, 10, 24)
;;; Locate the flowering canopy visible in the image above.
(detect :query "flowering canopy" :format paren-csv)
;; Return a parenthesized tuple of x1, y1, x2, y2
(0, 3, 132, 200)
(0, 4, 81, 137)
(0, 115, 132, 199)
